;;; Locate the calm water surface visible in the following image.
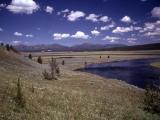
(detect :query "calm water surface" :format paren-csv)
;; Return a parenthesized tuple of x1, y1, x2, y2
(80, 58, 160, 88)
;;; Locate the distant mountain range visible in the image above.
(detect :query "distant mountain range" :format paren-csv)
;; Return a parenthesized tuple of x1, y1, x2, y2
(103, 43, 160, 51)
(14, 43, 160, 52)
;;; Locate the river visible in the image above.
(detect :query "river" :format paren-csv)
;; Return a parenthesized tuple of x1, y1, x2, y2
(80, 58, 160, 89)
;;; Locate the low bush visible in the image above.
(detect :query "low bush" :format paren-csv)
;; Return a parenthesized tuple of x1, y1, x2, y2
(42, 58, 60, 80)
(15, 78, 25, 108)
(144, 85, 160, 114)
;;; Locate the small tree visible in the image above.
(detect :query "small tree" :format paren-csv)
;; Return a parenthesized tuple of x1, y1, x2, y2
(0, 43, 4, 46)
(28, 54, 32, 59)
(62, 60, 65, 65)
(10, 45, 14, 50)
(10, 45, 18, 53)
(37, 56, 42, 64)
(42, 69, 51, 80)
(56, 65, 60, 77)
(5, 44, 10, 51)
(31, 84, 34, 93)
(43, 58, 60, 80)
(9, 45, 18, 53)
(84, 61, 87, 69)
(50, 58, 59, 79)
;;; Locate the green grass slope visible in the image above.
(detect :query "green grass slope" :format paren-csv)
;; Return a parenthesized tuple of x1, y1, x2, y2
(0, 47, 159, 120)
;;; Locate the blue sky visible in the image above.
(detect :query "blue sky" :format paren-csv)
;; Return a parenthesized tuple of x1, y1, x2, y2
(0, 0, 160, 46)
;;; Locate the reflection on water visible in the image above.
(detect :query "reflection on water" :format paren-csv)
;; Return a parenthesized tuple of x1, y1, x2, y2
(81, 58, 160, 89)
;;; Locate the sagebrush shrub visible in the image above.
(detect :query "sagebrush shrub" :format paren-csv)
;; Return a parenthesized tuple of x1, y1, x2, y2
(144, 85, 160, 114)
(42, 58, 60, 80)
(15, 78, 25, 108)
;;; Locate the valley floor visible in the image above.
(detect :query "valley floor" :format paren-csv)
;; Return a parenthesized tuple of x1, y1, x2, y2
(0, 49, 160, 120)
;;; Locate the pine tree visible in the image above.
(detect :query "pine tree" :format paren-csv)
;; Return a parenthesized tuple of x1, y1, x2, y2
(28, 54, 32, 59)
(0, 43, 4, 46)
(37, 56, 42, 64)
(5, 44, 10, 51)
(62, 60, 65, 65)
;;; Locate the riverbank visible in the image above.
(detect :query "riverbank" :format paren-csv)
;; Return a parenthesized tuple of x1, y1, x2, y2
(151, 62, 160, 68)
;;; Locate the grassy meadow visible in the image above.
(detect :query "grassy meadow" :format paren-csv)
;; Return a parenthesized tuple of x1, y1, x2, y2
(0, 47, 160, 120)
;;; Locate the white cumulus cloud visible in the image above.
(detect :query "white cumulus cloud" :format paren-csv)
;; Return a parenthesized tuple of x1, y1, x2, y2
(134, 27, 142, 31)
(62, 9, 69, 13)
(127, 38, 137, 41)
(14, 32, 23, 36)
(151, 7, 160, 18)
(140, 20, 160, 37)
(71, 31, 90, 39)
(0, 4, 6, 8)
(45, 6, 54, 14)
(86, 14, 99, 22)
(112, 26, 133, 33)
(121, 16, 132, 23)
(11, 40, 21, 45)
(67, 11, 85, 21)
(102, 36, 120, 41)
(26, 34, 33, 38)
(100, 22, 115, 30)
(91, 30, 100, 36)
(6, 0, 39, 14)
(57, 9, 69, 16)
(99, 16, 109, 22)
(144, 22, 155, 31)
(53, 33, 70, 40)
(144, 31, 160, 37)
(86, 14, 111, 23)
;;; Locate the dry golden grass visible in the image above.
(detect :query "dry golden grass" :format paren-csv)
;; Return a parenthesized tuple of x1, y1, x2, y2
(1, 49, 160, 120)
(151, 62, 160, 68)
